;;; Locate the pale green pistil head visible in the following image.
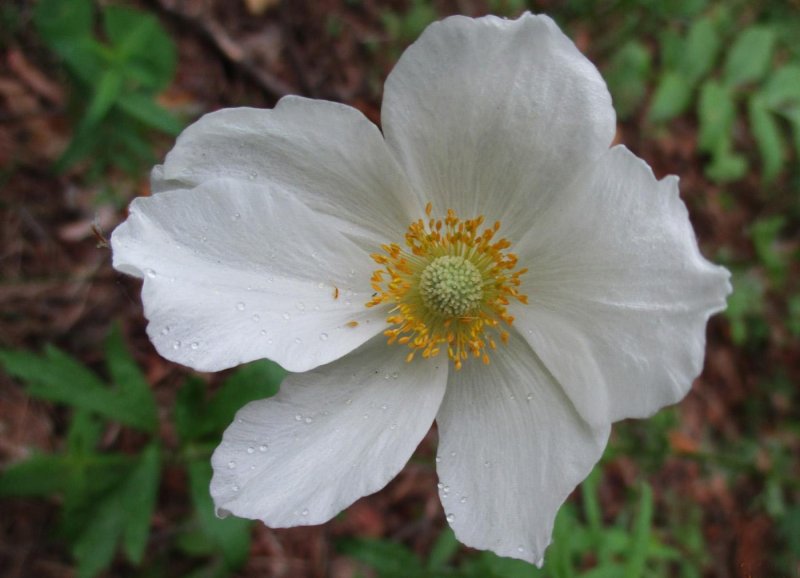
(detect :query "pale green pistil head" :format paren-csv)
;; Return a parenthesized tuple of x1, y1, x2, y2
(419, 255, 484, 317)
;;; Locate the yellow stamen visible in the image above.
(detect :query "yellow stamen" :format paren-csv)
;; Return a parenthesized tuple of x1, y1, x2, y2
(367, 207, 527, 369)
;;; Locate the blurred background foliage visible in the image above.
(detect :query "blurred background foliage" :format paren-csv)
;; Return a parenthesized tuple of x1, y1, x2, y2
(0, 0, 798, 577)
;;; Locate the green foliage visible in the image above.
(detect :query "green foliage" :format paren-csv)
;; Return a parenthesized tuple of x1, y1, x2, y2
(341, 469, 701, 578)
(605, 41, 652, 120)
(724, 269, 768, 347)
(381, 0, 437, 55)
(34, 0, 182, 176)
(0, 328, 284, 578)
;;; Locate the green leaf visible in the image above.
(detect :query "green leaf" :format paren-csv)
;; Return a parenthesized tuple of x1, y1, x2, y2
(339, 537, 425, 578)
(697, 80, 736, 152)
(0, 339, 156, 432)
(84, 69, 124, 127)
(187, 460, 252, 569)
(723, 26, 777, 88)
(625, 483, 654, 578)
(104, 325, 158, 432)
(427, 527, 459, 570)
(748, 95, 785, 182)
(121, 444, 161, 563)
(0, 453, 72, 496)
(177, 360, 284, 443)
(117, 93, 183, 135)
(749, 216, 788, 285)
(104, 5, 176, 90)
(762, 65, 800, 109)
(705, 142, 748, 183)
(648, 71, 693, 122)
(679, 18, 720, 84)
(604, 41, 651, 119)
(34, 0, 93, 53)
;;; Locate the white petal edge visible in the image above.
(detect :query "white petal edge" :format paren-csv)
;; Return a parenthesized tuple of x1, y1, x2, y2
(381, 13, 616, 240)
(111, 178, 386, 373)
(157, 96, 423, 251)
(513, 145, 731, 426)
(435, 331, 609, 565)
(210, 337, 448, 526)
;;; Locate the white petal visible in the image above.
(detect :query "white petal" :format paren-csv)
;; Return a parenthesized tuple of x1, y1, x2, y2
(381, 13, 615, 239)
(514, 145, 731, 426)
(158, 96, 422, 249)
(210, 338, 448, 526)
(111, 179, 386, 373)
(435, 332, 609, 565)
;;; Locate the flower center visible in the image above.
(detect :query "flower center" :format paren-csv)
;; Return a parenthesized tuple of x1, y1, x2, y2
(420, 256, 483, 317)
(367, 203, 528, 370)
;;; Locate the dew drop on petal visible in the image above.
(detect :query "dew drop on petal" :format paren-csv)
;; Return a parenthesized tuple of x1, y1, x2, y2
(172, 341, 181, 350)
(160, 326, 171, 336)
(259, 444, 268, 452)
(450, 451, 457, 457)
(526, 393, 534, 402)
(232, 484, 240, 492)
(294, 414, 302, 422)
(295, 337, 303, 344)
(437, 483, 444, 490)
(380, 404, 388, 411)
(190, 342, 199, 350)
(227, 460, 236, 469)
(296, 302, 305, 311)
(446, 513, 455, 523)
(460, 496, 468, 504)
(146, 268, 157, 278)
(260, 330, 267, 336)
(435, 456, 441, 463)
(282, 312, 291, 320)
(390, 423, 397, 430)
(232, 212, 242, 220)
(319, 333, 329, 341)
(517, 546, 525, 553)
(246, 446, 255, 454)
(236, 302, 246, 311)
(304, 417, 313, 424)
(301, 508, 309, 517)
(252, 314, 260, 322)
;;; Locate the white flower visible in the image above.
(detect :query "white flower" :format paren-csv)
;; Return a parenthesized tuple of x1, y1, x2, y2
(111, 13, 730, 566)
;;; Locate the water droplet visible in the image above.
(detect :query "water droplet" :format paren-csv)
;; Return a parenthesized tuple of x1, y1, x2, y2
(259, 444, 268, 452)
(172, 340, 181, 350)
(227, 460, 236, 469)
(260, 329, 267, 336)
(509, 394, 516, 401)
(483, 460, 491, 468)
(296, 302, 305, 311)
(450, 451, 456, 457)
(317, 282, 325, 289)
(294, 337, 302, 344)
(437, 483, 444, 490)
(391, 372, 399, 379)
(232, 212, 242, 220)
(435, 456, 442, 463)
(301, 508, 309, 517)
(146, 268, 157, 278)
(460, 496, 468, 504)
(390, 423, 397, 430)
(319, 332, 329, 341)
(246, 446, 255, 454)
(267, 338, 273, 344)
(362, 413, 369, 420)
(237, 418, 243, 424)
(446, 513, 455, 523)
(232, 484, 240, 492)
(380, 404, 388, 411)
(249, 465, 255, 470)
(294, 414, 302, 422)
(236, 302, 246, 311)
(252, 314, 260, 322)
(517, 546, 525, 553)
(282, 312, 291, 320)
(304, 417, 313, 424)
(248, 171, 257, 180)
(526, 393, 533, 402)
(160, 326, 171, 336)
(443, 485, 450, 493)
(345, 398, 352, 405)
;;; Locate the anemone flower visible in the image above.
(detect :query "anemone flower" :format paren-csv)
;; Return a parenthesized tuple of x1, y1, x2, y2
(111, 13, 731, 565)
